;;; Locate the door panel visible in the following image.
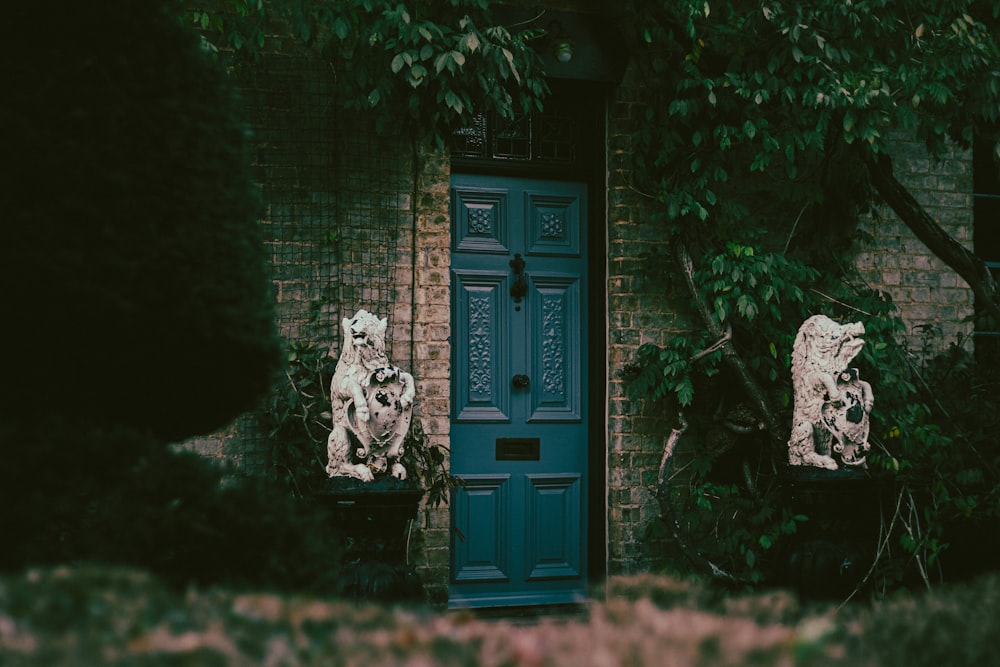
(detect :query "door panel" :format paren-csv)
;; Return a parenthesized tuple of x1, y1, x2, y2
(525, 474, 582, 580)
(453, 187, 510, 254)
(525, 190, 581, 255)
(452, 270, 510, 422)
(528, 274, 580, 421)
(450, 173, 588, 608)
(452, 475, 510, 583)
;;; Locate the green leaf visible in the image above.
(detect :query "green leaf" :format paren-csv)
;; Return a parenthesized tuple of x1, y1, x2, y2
(676, 377, 695, 405)
(445, 90, 464, 115)
(737, 294, 757, 320)
(714, 297, 728, 323)
(434, 52, 449, 74)
(333, 17, 349, 40)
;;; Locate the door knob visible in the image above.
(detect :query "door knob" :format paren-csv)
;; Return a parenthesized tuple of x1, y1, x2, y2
(512, 374, 530, 389)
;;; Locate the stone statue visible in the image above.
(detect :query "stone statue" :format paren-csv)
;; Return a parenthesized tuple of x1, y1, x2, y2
(326, 310, 416, 482)
(788, 314, 873, 469)
(821, 367, 874, 468)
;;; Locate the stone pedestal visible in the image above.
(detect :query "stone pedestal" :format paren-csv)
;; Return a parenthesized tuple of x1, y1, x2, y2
(779, 466, 885, 600)
(313, 476, 425, 602)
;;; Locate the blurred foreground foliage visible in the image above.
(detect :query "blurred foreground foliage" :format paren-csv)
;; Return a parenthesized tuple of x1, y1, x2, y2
(4, 565, 1000, 666)
(0, 423, 345, 593)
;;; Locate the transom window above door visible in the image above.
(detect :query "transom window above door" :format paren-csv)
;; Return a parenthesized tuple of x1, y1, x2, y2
(450, 85, 595, 173)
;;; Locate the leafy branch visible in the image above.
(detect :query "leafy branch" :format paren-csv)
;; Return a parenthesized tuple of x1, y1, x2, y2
(182, 0, 550, 147)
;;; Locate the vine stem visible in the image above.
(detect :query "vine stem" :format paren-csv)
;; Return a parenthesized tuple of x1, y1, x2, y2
(644, 239, 791, 584)
(657, 413, 688, 489)
(902, 490, 933, 591)
(782, 204, 810, 256)
(675, 240, 782, 441)
(838, 487, 904, 609)
(654, 412, 743, 585)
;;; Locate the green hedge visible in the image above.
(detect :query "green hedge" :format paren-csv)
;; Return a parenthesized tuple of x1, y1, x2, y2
(2, 0, 279, 440)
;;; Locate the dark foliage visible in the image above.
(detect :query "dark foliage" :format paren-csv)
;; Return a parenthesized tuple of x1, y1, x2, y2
(2, 0, 280, 440)
(0, 1, 341, 594)
(0, 421, 345, 593)
(618, 0, 1000, 591)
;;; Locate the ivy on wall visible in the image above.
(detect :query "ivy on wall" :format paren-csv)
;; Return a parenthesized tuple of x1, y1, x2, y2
(618, 0, 1000, 589)
(185, 0, 550, 147)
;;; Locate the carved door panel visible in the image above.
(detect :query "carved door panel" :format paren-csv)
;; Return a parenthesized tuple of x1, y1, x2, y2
(449, 173, 588, 608)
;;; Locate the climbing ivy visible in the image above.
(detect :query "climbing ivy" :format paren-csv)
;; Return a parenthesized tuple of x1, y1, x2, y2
(183, 0, 549, 146)
(621, 0, 1000, 589)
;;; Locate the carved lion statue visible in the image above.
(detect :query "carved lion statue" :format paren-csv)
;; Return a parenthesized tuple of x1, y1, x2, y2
(787, 314, 871, 469)
(326, 310, 416, 482)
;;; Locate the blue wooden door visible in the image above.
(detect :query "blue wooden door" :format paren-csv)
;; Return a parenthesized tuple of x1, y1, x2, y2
(449, 173, 588, 608)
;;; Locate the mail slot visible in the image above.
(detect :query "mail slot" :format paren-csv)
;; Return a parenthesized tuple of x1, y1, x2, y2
(496, 437, 540, 461)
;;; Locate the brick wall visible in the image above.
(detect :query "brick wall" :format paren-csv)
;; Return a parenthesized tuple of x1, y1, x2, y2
(407, 149, 453, 606)
(172, 32, 455, 602)
(605, 63, 684, 575)
(856, 135, 976, 351)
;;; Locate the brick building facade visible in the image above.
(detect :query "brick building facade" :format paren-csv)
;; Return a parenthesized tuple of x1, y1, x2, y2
(857, 135, 976, 350)
(178, 3, 979, 606)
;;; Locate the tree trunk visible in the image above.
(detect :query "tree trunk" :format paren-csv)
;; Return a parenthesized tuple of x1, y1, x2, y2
(867, 154, 1000, 326)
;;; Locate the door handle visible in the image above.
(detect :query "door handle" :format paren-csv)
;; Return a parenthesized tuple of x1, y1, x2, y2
(512, 374, 530, 389)
(510, 253, 528, 311)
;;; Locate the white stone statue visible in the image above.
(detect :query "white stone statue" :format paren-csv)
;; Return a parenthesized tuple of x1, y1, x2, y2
(326, 310, 416, 482)
(788, 314, 873, 469)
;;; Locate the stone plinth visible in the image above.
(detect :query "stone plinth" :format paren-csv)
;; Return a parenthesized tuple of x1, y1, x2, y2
(779, 466, 886, 600)
(313, 476, 425, 602)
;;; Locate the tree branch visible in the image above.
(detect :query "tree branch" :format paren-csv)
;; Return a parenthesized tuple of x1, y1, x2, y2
(867, 154, 1000, 326)
(674, 240, 784, 442)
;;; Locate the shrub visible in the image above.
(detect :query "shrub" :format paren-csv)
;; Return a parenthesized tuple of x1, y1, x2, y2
(2, 0, 280, 441)
(0, 421, 344, 593)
